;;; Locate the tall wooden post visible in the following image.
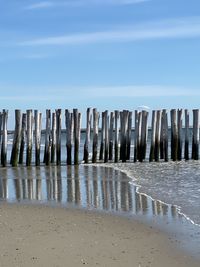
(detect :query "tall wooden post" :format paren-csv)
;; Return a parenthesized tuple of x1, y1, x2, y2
(134, 110, 139, 162)
(65, 110, 73, 165)
(184, 109, 189, 160)
(10, 110, 22, 167)
(84, 108, 91, 163)
(140, 110, 148, 162)
(26, 110, 33, 166)
(73, 109, 81, 165)
(19, 113, 27, 164)
(104, 110, 109, 163)
(1, 110, 8, 167)
(56, 109, 62, 165)
(99, 112, 105, 161)
(149, 110, 156, 162)
(92, 108, 99, 163)
(192, 109, 199, 160)
(155, 110, 161, 162)
(170, 109, 178, 161)
(177, 109, 183, 160)
(114, 110, 119, 163)
(34, 110, 42, 166)
(43, 109, 51, 165)
(126, 111, 132, 160)
(109, 112, 114, 161)
(163, 110, 169, 162)
(51, 112, 56, 163)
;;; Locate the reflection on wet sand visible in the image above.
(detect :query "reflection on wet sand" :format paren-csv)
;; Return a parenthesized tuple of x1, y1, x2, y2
(0, 166, 180, 220)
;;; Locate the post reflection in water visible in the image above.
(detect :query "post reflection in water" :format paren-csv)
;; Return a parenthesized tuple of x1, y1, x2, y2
(0, 166, 180, 221)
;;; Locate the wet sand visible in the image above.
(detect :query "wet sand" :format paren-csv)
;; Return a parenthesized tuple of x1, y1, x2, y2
(0, 203, 199, 267)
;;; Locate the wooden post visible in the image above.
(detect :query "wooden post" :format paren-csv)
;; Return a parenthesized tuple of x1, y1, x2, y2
(170, 109, 178, 161)
(140, 110, 148, 162)
(10, 110, 22, 167)
(137, 111, 142, 161)
(43, 109, 51, 165)
(1, 110, 8, 167)
(56, 109, 62, 165)
(0, 112, 2, 160)
(104, 110, 109, 163)
(184, 109, 189, 160)
(134, 110, 139, 162)
(83, 108, 91, 163)
(177, 109, 183, 160)
(65, 110, 73, 165)
(51, 112, 56, 163)
(19, 113, 27, 164)
(34, 110, 42, 166)
(109, 112, 114, 161)
(99, 112, 105, 161)
(192, 109, 199, 160)
(26, 110, 33, 166)
(92, 108, 99, 163)
(126, 111, 132, 160)
(114, 110, 119, 163)
(73, 109, 82, 165)
(155, 110, 161, 161)
(149, 110, 156, 162)
(160, 110, 164, 159)
(120, 110, 129, 162)
(163, 110, 169, 162)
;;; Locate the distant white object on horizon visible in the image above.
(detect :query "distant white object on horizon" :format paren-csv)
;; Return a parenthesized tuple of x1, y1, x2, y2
(137, 105, 150, 111)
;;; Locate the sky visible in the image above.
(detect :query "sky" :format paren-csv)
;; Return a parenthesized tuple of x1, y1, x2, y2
(1, 0, 200, 127)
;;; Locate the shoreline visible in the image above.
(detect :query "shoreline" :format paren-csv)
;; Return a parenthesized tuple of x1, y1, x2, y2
(0, 202, 200, 267)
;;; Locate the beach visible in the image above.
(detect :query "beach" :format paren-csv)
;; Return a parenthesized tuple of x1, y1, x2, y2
(0, 203, 199, 267)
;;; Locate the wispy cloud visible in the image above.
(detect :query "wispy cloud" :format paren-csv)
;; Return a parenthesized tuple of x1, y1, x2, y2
(19, 17, 200, 46)
(25, 0, 150, 10)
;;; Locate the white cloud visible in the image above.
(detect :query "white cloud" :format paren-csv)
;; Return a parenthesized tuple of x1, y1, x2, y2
(25, 1, 55, 10)
(25, 0, 150, 10)
(1, 85, 198, 102)
(19, 17, 200, 46)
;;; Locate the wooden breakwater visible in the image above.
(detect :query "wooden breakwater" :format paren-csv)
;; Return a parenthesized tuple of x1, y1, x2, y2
(0, 108, 199, 167)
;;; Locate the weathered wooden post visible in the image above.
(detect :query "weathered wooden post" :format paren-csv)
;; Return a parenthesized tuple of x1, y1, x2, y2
(83, 108, 91, 163)
(1, 110, 8, 167)
(104, 110, 109, 163)
(99, 111, 105, 161)
(134, 110, 139, 162)
(56, 109, 62, 165)
(155, 110, 161, 161)
(10, 110, 22, 167)
(73, 109, 82, 165)
(177, 109, 183, 160)
(109, 112, 114, 161)
(170, 109, 178, 161)
(126, 111, 132, 160)
(43, 109, 51, 165)
(140, 110, 148, 162)
(65, 110, 73, 165)
(184, 109, 189, 160)
(137, 111, 142, 161)
(114, 110, 120, 163)
(51, 112, 56, 163)
(160, 111, 164, 159)
(163, 110, 169, 162)
(0, 112, 2, 159)
(92, 108, 99, 163)
(19, 113, 26, 164)
(120, 110, 129, 162)
(26, 109, 33, 166)
(149, 110, 156, 162)
(192, 109, 199, 160)
(34, 110, 42, 166)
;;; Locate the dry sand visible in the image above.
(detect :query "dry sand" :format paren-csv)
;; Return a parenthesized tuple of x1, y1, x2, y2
(0, 203, 199, 267)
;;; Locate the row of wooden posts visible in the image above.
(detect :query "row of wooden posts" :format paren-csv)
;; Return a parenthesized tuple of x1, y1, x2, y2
(0, 108, 199, 167)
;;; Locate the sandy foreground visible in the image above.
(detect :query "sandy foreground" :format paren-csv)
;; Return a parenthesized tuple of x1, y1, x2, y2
(0, 203, 199, 267)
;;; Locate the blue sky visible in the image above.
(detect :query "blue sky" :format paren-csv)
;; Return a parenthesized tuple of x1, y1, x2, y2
(1, 0, 200, 127)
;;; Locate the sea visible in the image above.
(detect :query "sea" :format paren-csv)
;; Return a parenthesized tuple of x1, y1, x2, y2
(0, 131, 200, 258)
